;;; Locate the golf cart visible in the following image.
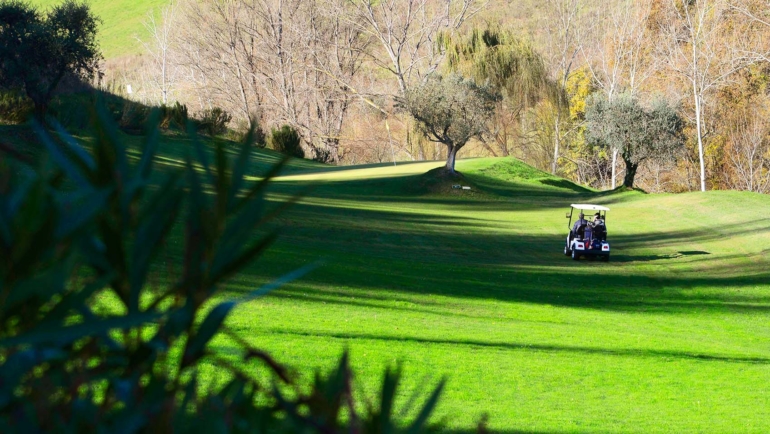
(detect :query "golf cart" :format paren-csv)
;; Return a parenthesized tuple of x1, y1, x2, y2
(564, 204, 610, 261)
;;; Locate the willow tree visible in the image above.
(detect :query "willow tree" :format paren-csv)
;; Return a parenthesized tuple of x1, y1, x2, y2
(403, 74, 498, 174)
(585, 93, 685, 188)
(439, 27, 556, 157)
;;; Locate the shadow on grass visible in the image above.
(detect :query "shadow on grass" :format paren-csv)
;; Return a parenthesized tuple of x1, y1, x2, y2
(270, 330, 770, 365)
(123, 142, 770, 317)
(611, 251, 712, 263)
(229, 193, 770, 316)
(265, 172, 601, 211)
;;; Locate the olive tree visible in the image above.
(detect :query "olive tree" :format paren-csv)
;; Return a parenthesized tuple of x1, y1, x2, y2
(585, 93, 685, 188)
(403, 74, 498, 174)
(0, 0, 100, 120)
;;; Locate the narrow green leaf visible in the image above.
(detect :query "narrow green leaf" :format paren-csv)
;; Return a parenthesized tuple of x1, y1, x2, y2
(39, 272, 114, 328)
(187, 127, 215, 185)
(405, 379, 445, 434)
(183, 301, 236, 365)
(183, 155, 206, 288)
(379, 365, 400, 432)
(55, 188, 112, 239)
(234, 261, 322, 304)
(52, 119, 96, 170)
(233, 156, 290, 214)
(137, 111, 161, 180)
(33, 121, 92, 190)
(129, 175, 183, 313)
(227, 138, 254, 210)
(4, 256, 75, 311)
(209, 233, 277, 285)
(0, 312, 161, 348)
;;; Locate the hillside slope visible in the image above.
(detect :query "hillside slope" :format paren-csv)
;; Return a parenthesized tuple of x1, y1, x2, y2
(30, 0, 168, 58)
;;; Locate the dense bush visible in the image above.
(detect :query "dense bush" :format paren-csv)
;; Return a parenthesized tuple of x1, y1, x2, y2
(269, 124, 304, 158)
(196, 107, 233, 136)
(0, 0, 100, 119)
(118, 100, 151, 132)
(313, 147, 333, 163)
(0, 89, 33, 124)
(0, 106, 445, 432)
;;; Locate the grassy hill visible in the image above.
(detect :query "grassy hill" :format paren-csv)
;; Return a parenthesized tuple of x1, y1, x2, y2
(10, 124, 770, 432)
(30, 0, 169, 58)
(83, 129, 770, 432)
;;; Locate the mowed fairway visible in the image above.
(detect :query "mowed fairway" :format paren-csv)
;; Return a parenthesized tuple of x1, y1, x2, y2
(192, 151, 770, 433)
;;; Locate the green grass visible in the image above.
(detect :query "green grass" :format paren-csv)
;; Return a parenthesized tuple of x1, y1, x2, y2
(239, 164, 770, 433)
(30, 0, 169, 58)
(12, 126, 770, 432)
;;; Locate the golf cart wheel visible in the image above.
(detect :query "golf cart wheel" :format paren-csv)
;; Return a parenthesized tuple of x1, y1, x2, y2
(564, 244, 571, 256)
(571, 249, 579, 261)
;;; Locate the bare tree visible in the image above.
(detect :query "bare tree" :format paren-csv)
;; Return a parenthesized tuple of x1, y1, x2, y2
(659, 0, 754, 191)
(581, 0, 658, 188)
(295, 0, 370, 162)
(726, 110, 770, 192)
(352, 0, 483, 97)
(137, 1, 179, 105)
(730, 0, 770, 61)
(177, 0, 368, 163)
(177, 1, 262, 124)
(541, 0, 583, 175)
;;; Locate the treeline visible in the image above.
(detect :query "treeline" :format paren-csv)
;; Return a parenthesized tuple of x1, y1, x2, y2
(67, 0, 770, 192)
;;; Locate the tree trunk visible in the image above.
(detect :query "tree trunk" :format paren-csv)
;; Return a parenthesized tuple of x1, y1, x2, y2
(623, 158, 638, 188)
(693, 86, 707, 192)
(611, 148, 618, 189)
(551, 114, 560, 175)
(446, 145, 459, 173)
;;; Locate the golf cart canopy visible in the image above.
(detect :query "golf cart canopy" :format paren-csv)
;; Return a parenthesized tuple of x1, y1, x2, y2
(570, 204, 610, 212)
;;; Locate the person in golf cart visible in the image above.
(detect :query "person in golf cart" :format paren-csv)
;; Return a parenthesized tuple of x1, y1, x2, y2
(591, 212, 607, 244)
(570, 212, 588, 242)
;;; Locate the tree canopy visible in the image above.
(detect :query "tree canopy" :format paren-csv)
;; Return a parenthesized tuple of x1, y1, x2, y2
(585, 93, 685, 188)
(0, 0, 100, 119)
(442, 26, 555, 107)
(403, 73, 499, 173)
(440, 26, 557, 157)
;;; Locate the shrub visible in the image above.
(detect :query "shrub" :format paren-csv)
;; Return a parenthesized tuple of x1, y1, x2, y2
(0, 104, 445, 432)
(269, 124, 304, 158)
(226, 118, 268, 148)
(159, 101, 188, 129)
(0, 89, 33, 124)
(119, 99, 151, 133)
(196, 107, 233, 136)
